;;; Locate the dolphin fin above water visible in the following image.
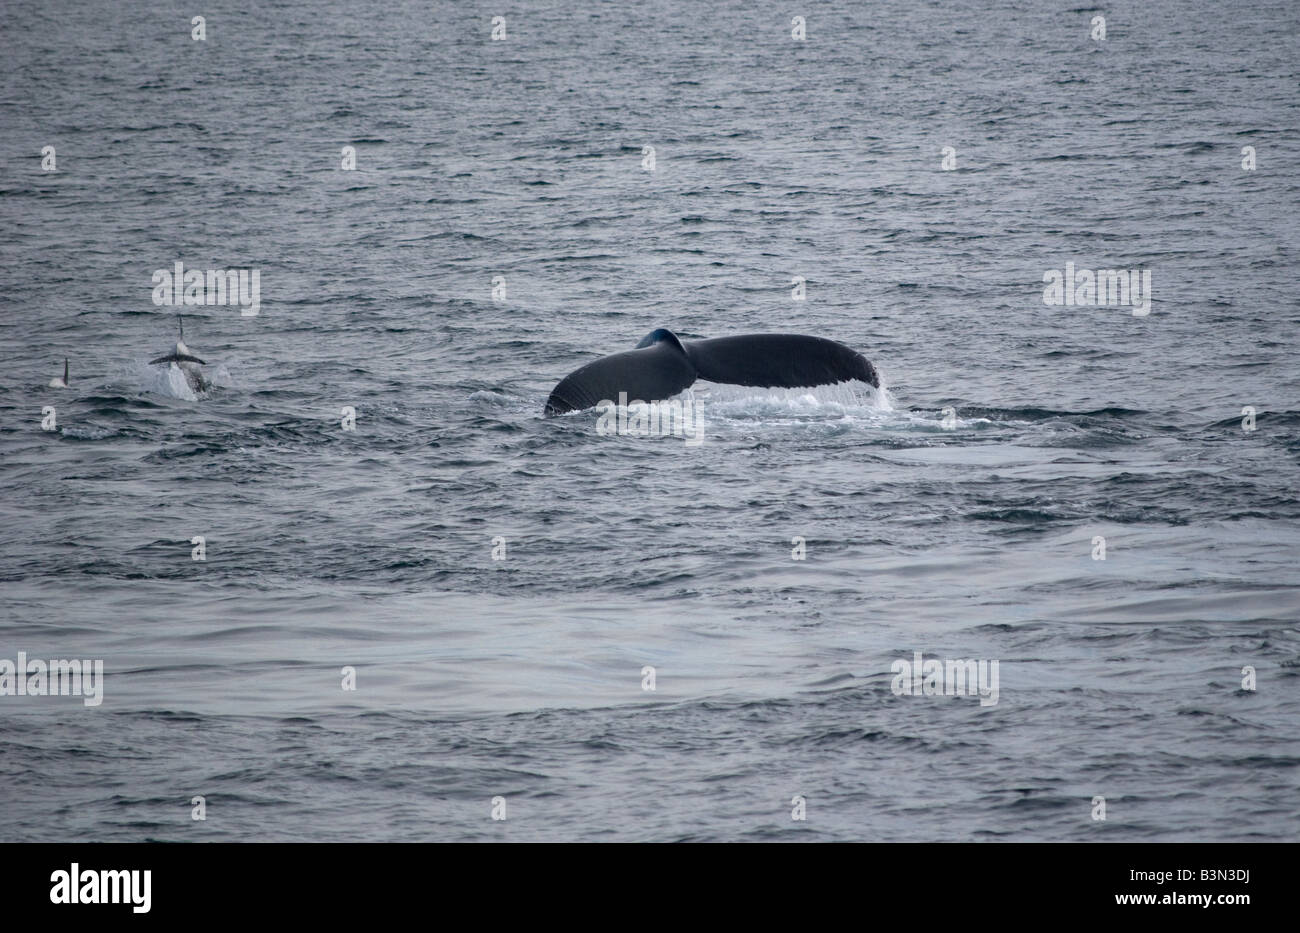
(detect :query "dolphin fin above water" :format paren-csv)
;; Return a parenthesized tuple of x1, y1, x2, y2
(544, 328, 880, 416)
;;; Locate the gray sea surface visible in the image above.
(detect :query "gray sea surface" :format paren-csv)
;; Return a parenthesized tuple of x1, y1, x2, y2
(1, 0, 1298, 841)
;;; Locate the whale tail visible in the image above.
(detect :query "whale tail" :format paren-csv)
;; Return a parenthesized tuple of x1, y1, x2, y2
(545, 331, 695, 416)
(149, 353, 208, 365)
(685, 333, 878, 390)
(151, 313, 206, 365)
(544, 328, 879, 416)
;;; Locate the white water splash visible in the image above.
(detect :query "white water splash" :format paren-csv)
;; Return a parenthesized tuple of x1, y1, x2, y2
(132, 359, 233, 401)
(686, 380, 892, 421)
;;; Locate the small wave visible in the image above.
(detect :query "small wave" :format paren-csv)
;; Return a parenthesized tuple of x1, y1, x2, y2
(58, 423, 118, 440)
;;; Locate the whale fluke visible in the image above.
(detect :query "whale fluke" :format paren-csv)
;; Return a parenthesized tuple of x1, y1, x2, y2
(545, 331, 695, 416)
(150, 313, 210, 392)
(544, 328, 879, 416)
(686, 333, 879, 390)
(149, 352, 207, 365)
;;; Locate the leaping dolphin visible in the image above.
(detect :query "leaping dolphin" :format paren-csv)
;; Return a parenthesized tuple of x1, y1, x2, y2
(544, 328, 880, 416)
(150, 314, 208, 392)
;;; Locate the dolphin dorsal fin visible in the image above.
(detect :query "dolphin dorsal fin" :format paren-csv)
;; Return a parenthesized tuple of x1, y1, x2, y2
(63, 358, 69, 384)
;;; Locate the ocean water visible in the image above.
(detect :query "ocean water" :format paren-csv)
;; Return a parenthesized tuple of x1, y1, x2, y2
(1, 0, 1298, 841)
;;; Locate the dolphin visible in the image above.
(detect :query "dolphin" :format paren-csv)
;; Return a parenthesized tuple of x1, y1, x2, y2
(544, 328, 880, 416)
(49, 358, 69, 388)
(150, 314, 209, 392)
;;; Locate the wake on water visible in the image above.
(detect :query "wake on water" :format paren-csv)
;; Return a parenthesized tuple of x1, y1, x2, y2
(512, 374, 1029, 443)
(690, 380, 892, 419)
(691, 384, 1011, 435)
(535, 378, 1003, 435)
